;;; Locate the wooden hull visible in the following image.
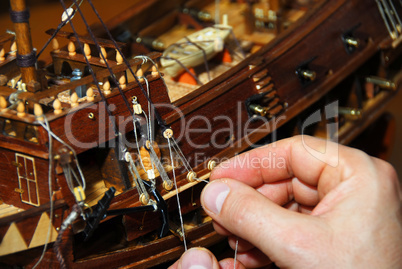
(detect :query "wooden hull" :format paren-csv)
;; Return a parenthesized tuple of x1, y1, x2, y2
(0, 0, 401, 268)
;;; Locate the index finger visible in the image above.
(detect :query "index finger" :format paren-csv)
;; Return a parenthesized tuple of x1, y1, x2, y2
(210, 135, 370, 201)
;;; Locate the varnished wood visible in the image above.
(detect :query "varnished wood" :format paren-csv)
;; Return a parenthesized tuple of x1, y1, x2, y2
(0, 0, 401, 268)
(9, 0, 38, 86)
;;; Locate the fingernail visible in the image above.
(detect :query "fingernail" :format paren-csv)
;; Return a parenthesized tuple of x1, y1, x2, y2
(202, 181, 230, 214)
(180, 248, 214, 269)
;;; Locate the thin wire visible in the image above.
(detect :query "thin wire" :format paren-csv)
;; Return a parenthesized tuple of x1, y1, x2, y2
(39, 120, 86, 191)
(171, 138, 193, 172)
(59, 0, 119, 137)
(133, 120, 147, 172)
(71, 0, 133, 115)
(36, 0, 84, 59)
(168, 138, 187, 251)
(233, 238, 239, 269)
(32, 117, 54, 269)
(144, 77, 153, 143)
(86, 0, 167, 128)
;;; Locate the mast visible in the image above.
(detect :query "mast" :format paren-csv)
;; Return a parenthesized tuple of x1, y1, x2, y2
(9, 0, 40, 92)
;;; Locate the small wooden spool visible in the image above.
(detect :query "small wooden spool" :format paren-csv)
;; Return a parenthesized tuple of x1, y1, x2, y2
(208, 160, 217, 171)
(139, 193, 149, 205)
(163, 180, 173, 191)
(53, 99, 62, 115)
(68, 41, 76, 56)
(186, 171, 197, 182)
(16, 102, 25, 117)
(70, 92, 79, 108)
(34, 103, 44, 121)
(133, 103, 142, 115)
(163, 129, 173, 139)
(86, 87, 95, 102)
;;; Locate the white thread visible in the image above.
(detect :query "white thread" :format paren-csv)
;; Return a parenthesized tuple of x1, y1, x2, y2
(133, 119, 147, 172)
(234, 238, 239, 269)
(32, 117, 55, 268)
(168, 138, 187, 251)
(39, 120, 86, 192)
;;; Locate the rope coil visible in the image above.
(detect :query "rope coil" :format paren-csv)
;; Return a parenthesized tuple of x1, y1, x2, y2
(16, 50, 37, 67)
(10, 9, 30, 23)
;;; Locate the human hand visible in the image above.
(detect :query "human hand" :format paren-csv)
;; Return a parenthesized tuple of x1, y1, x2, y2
(170, 135, 402, 268)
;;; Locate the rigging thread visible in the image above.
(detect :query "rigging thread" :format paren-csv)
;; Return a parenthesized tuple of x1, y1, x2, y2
(85, 0, 168, 129)
(168, 138, 187, 251)
(59, 0, 120, 137)
(32, 117, 55, 269)
(233, 238, 239, 269)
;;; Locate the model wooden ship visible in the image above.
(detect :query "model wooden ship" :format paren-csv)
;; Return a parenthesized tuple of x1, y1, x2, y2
(0, 0, 401, 268)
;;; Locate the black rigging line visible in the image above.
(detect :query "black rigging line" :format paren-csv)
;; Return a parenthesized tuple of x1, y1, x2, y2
(59, 0, 119, 136)
(183, 36, 211, 81)
(85, 0, 168, 129)
(36, 14, 70, 60)
(71, 0, 134, 116)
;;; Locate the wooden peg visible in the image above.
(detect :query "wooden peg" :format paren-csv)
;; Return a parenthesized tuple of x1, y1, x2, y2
(52, 38, 60, 52)
(136, 68, 144, 82)
(34, 103, 44, 121)
(84, 43, 91, 59)
(9, 41, 17, 57)
(86, 87, 95, 102)
(151, 65, 159, 77)
(68, 41, 76, 56)
(53, 99, 62, 115)
(10, 79, 16, 88)
(99, 46, 107, 64)
(17, 81, 22, 91)
(0, 96, 8, 111)
(116, 49, 123, 64)
(16, 102, 25, 117)
(0, 47, 5, 62)
(70, 92, 79, 107)
(21, 83, 26, 92)
(119, 74, 126, 89)
(103, 80, 111, 95)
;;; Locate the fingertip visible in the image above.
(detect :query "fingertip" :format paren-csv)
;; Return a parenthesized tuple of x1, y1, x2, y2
(219, 258, 246, 269)
(176, 247, 220, 269)
(201, 180, 230, 215)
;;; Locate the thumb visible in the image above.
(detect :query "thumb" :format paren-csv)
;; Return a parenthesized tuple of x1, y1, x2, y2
(201, 179, 330, 266)
(168, 248, 221, 269)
